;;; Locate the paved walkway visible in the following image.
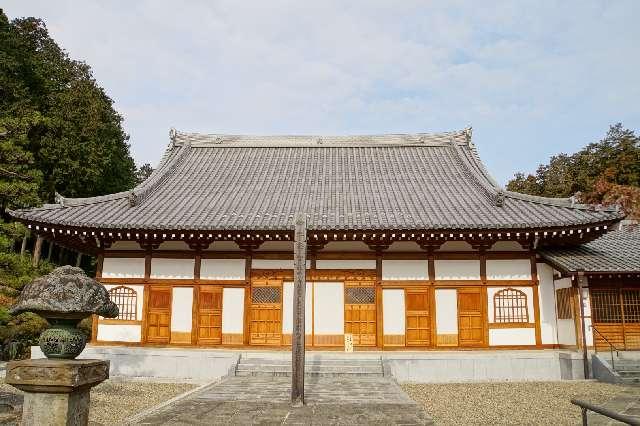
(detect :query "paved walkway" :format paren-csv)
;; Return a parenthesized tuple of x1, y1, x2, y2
(133, 376, 432, 425)
(588, 387, 640, 425)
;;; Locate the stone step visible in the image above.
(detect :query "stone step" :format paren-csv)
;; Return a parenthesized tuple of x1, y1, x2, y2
(236, 365, 382, 373)
(235, 369, 385, 377)
(237, 359, 382, 367)
(235, 356, 384, 377)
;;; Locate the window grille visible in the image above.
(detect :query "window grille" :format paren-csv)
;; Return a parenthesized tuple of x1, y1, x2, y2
(591, 289, 622, 323)
(108, 286, 137, 320)
(623, 290, 640, 323)
(252, 287, 281, 304)
(493, 288, 529, 323)
(555, 288, 573, 320)
(345, 287, 375, 304)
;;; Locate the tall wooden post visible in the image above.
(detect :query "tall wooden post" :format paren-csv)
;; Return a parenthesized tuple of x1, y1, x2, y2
(32, 236, 43, 267)
(46, 241, 54, 262)
(291, 213, 307, 406)
(20, 230, 29, 257)
(577, 271, 590, 379)
(75, 252, 82, 267)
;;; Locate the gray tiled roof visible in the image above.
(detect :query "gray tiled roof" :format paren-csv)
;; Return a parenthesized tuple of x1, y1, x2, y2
(10, 129, 623, 232)
(540, 227, 640, 273)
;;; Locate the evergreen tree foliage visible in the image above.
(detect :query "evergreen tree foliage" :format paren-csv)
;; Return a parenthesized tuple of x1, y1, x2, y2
(506, 124, 640, 218)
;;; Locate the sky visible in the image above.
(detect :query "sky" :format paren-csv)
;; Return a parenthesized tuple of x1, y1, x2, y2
(3, 1, 639, 184)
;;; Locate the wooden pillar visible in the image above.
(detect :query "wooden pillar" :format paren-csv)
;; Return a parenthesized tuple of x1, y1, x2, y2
(91, 252, 104, 343)
(32, 236, 43, 267)
(46, 241, 54, 262)
(20, 231, 29, 257)
(375, 252, 383, 349)
(243, 253, 252, 345)
(531, 255, 542, 346)
(577, 271, 590, 379)
(291, 213, 307, 406)
(75, 252, 82, 267)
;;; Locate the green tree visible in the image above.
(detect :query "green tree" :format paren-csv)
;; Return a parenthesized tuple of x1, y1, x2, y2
(506, 124, 640, 218)
(135, 163, 154, 184)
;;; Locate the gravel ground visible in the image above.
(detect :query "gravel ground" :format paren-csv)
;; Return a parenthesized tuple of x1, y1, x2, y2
(402, 381, 629, 425)
(0, 380, 195, 425)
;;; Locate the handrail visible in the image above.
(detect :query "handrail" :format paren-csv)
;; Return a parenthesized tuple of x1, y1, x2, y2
(572, 398, 640, 426)
(590, 325, 620, 370)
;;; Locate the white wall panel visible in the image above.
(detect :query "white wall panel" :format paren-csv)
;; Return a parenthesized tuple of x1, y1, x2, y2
(222, 288, 244, 333)
(435, 260, 480, 280)
(316, 260, 376, 269)
(314, 282, 344, 334)
(435, 289, 458, 333)
(103, 284, 144, 321)
(282, 282, 312, 334)
(150, 258, 194, 279)
(102, 258, 145, 278)
(487, 286, 534, 323)
(486, 259, 532, 280)
(97, 324, 141, 342)
(382, 260, 428, 280)
(558, 320, 577, 345)
(200, 259, 245, 280)
(253, 259, 294, 269)
(383, 289, 405, 334)
(537, 263, 558, 344)
(171, 287, 193, 332)
(489, 328, 536, 346)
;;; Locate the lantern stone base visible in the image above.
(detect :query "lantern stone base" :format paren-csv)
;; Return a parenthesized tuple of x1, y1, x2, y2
(5, 359, 109, 426)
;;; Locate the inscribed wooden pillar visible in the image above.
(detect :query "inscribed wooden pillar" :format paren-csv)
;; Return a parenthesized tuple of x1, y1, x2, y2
(291, 213, 307, 406)
(20, 231, 29, 257)
(577, 271, 590, 379)
(32, 236, 43, 267)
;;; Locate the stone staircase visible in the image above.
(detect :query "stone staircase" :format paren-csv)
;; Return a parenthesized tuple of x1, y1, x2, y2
(612, 354, 640, 385)
(594, 351, 640, 385)
(234, 353, 385, 378)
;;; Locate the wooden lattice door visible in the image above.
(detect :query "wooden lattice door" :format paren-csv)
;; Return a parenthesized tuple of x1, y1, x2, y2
(344, 282, 376, 346)
(405, 288, 431, 346)
(146, 287, 171, 344)
(591, 288, 640, 350)
(197, 286, 222, 345)
(457, 287, 485, 347)
(250, 280, 283, 345)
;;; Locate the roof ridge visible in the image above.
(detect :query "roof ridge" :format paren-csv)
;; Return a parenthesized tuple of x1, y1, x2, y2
(171, 128, 473, 148)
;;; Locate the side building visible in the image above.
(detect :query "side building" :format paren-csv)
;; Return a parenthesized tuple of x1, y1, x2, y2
(10, 129, 627, 351)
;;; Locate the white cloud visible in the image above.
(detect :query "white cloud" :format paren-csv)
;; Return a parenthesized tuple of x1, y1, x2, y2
(3, 0, 639, 183)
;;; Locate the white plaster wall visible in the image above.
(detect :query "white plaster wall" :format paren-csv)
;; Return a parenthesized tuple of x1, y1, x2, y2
(486, 259, 532, 280)
(489, 328, 536, 346)
(434, 260, 480, 280)
(555, 277, 572, 289)
(316, 260, 376, 269)
(200, 259, 245, 280)
(314, 282, 344, 334)
(221, 288, 244, 333)
(436, 241, 474, 251)
(97, 324, 141, 342)
(157, 241, 190, 251)
(252, 259, 294, 269)
(489, 241, 526, 251)
(382, 260, 428, 280)
(102, 258, 145, 278)
(383, 289, 405, 334)
(558, 320, 577, 345)
(171, 287, 193, 332)
(107, 241, 141, 251)
(537, 263, 558, 345)
(151, 258, 194, 279)
(103, 284, 144, 321)
(435, 289, 458, 333)
(282, 282, 312, 334)
(487, 286, 534, 323)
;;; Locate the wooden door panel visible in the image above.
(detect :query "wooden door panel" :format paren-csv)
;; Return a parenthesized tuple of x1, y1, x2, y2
(198, 286, 222, 345)
(457, 287, 485, 347)
(344, 283, 376, 346)
(406, 289, 430, 346)
(146, 288, 171, 344)
(250, 280, 282, 345)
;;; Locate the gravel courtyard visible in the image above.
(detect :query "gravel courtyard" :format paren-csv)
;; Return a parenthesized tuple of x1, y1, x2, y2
(402, 381, 630, 425)
(0, 380, 196, 425)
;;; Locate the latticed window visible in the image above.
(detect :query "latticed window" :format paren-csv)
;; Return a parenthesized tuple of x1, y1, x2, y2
(494, 288, 529, 323)
(591, 289, 622, 323)
(108, 286, 137, 320)
(252, 287, 281, 304)
(623, 290, 640, 323)
(555, 288, 573, 320)
(345, 287, 375, 304)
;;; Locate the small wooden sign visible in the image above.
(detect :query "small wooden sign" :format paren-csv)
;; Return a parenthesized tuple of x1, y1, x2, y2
(344, 333, 354, 352)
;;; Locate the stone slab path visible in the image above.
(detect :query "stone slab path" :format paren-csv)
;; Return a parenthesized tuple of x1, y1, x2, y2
(133, 376, 432, 425)
(587, 387, 640, 425)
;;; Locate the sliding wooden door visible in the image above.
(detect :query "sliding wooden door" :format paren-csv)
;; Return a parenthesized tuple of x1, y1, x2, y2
(146, 287, 171, 344)
(406, 288, 431, 346)
(457, 287, 485, 347)
(344, 282, 376, 346)
(250, 280, 283, 345)
(197, 286, 222, 345)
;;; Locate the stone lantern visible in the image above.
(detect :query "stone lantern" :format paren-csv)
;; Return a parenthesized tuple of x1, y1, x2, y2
(5, 266, 119, 426)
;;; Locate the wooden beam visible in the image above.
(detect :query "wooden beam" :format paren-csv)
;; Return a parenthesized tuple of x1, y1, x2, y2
(291, 213, 307, 406)
(32, 235, 43, 267)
